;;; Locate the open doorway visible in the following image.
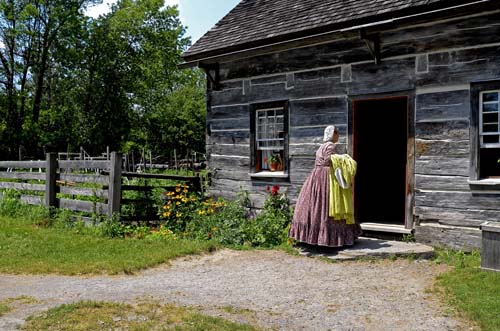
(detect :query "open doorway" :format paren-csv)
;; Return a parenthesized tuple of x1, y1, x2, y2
(353, 96, 408, 225)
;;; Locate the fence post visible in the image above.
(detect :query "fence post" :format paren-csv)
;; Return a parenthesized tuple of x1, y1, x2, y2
(108, 152, 122, 218)
(45, 153, 57, 208)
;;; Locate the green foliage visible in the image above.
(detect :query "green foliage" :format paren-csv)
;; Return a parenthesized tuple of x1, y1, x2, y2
(402, 233, 416, 243)
(244, 186, 292, 247)
(187, 199, 248, 245)
(0, 190, 49, 221)
(186, 186, 292, 248)
(0, 0, 205, 161)
(0, 214, 218, 275)
(435, 249, 500, 331)
(159, 183, 204, 233)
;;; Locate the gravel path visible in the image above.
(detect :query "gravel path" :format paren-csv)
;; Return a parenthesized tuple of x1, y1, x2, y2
(0, 250, 474, 331)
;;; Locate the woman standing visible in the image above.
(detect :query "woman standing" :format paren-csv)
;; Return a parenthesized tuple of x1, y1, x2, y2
(289, 125, 361, 247)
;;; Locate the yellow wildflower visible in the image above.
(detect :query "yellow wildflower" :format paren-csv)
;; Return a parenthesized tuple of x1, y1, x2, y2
(176, 212, 182, 218)
(208, 208, 215, 214)
(163, 212, 171, 217)
(198, 210, 206, 215)
(183, 189, 188, 193)
(175, 188, 181, 192)
(182, 198, 188, 203)
(176, 201, 180, 205)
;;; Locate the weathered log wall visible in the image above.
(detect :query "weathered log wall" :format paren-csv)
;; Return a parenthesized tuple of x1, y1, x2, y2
(205, 10, 500, 248)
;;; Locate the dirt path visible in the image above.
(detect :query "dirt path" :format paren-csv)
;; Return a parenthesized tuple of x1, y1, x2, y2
(0, 250, 473, 331)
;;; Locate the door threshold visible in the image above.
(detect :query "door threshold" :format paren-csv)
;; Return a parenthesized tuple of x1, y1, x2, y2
(360, 223, 413, 234)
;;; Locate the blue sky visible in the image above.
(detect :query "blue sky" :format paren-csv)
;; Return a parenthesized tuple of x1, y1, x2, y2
(86, 0, 241, 43)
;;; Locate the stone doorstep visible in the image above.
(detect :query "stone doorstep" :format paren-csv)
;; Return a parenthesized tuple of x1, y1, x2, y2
(298, 237, 435, 261)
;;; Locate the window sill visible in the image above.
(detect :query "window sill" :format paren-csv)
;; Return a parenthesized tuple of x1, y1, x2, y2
(468, 178, 500, 190)
(249, 171, 289, 179)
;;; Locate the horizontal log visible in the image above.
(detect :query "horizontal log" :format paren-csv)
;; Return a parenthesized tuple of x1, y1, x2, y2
(416, 190, 500, 211)
(0, 161, 46, 169)
(350, 57, 416, 95)
(59, 173, 109, 185)
(417, 45, 500, 86)
(415, 174, 469, 191)
(415, 206, 500, 226)
(209, 104, 249, 120)
(209, 118, 249, 131)
(0, 172, 46, 180)
(290, 97, 347, 116)
(206, 144, 250, 158)
(219, 38, 370, 80)
(207, 133, 250, 145)
(415, 139, 469, 157)
(415, 156, 469, 176)
(59, 198, 107, 213)
(415, 119, 469, 140)
(250, 74, 286, 85)
(0, 182, 45, 191)
(59, 187, 108, 199)
(290, 112, 346, 128)
(58, 160, 110, 170)
(416, 89, 470, 122)
(210, 87, 245, 106)
(212, 169, 250, 181)
(208, 155, 251, 169)
(414, 223, 481, 251)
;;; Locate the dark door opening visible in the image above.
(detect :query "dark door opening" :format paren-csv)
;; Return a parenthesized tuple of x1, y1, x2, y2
(353, 97, 408, 225)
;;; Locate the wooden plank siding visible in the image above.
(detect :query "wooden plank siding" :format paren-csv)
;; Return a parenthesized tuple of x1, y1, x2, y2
(204, 7, 500, 248)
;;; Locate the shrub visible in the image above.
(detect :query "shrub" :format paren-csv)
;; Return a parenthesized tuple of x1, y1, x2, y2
(187, 199, 247, 245)
(159, 184, 202, 233)
(244, 185, 292, 247)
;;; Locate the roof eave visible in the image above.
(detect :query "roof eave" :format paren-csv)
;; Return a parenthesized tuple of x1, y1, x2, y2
(180, 0, 497, 69)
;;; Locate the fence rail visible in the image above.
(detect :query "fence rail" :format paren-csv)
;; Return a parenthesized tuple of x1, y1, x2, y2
(0, 153, 202, 221)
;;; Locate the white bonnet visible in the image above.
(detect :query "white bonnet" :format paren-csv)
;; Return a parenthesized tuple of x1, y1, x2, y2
(323, 125, 336, 143)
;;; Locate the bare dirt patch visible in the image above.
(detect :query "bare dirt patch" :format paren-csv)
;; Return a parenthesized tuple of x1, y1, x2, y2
(0, 249, 475, 331)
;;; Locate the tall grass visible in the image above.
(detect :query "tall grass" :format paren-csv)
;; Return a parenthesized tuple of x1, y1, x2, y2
(435, 249, 500, 331)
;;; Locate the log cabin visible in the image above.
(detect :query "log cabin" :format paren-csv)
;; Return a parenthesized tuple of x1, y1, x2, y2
(182, 0, 500, 250)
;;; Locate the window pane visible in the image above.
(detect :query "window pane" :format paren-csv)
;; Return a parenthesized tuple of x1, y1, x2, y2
(483, 135, 499, 144)
(483, 112, 499, 123)
(483, 92, 499, 102)
(483, 102, 499, 113)
(483, 124, 499, 133)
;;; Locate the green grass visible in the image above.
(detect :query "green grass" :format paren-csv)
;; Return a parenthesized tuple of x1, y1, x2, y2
(22, 301, 261, 331)
(0, 302, 10, 316)
(435, 249, 500, 331)
(0, 296, 39, 317)
(0, 215, 218, 275)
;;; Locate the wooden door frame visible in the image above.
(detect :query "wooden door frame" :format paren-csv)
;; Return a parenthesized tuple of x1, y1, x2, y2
(347, 90, 416, 230)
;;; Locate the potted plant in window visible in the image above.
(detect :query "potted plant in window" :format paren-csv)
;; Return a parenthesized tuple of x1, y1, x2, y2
(268, 154, 282, 172)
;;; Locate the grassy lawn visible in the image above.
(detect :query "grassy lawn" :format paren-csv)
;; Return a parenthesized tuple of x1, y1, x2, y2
(22, 301, 261, 331)
(435, 249, 500, 331)
(0, 216, 218, 275)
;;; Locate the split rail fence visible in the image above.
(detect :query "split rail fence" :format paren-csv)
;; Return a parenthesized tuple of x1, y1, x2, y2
(0, 152, 202, 221)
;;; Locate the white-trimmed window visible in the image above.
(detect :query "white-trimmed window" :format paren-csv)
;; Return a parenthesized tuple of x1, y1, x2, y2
(471, 82, 500, 180)
(250, 100, 289, 176)
(256, 108, 284, 170)
(479, 90, 500, 147)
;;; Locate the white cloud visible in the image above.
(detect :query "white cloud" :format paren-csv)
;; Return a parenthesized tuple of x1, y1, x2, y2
(85, 0, 116, 18)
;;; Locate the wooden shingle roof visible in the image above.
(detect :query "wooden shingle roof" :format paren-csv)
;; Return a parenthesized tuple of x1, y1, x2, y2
(183, 0, 481, 61)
